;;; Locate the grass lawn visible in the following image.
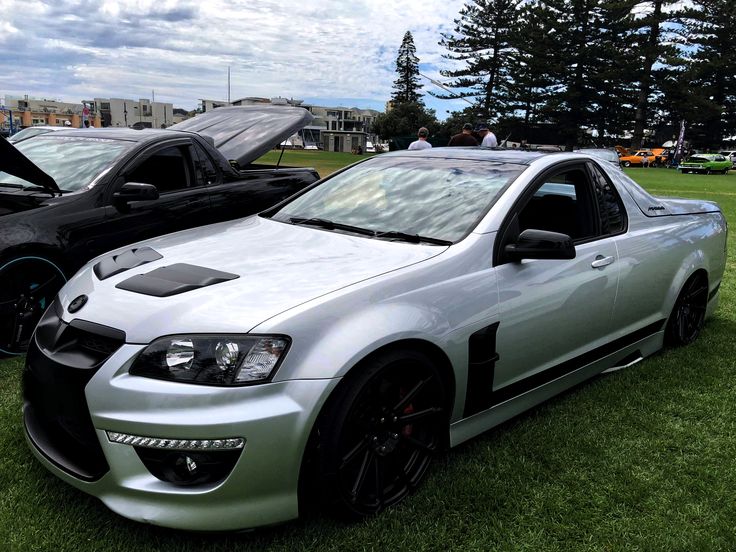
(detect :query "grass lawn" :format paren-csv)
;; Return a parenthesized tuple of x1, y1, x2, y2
(2, 161, 736, 551)
(255, 149, 373, 178)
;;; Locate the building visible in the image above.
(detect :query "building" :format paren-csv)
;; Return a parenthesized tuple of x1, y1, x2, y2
(305, 104, 380, 153)
(88, 98, 175, 128)
(197, 96, 382, 152)
(1, 95, 98, 129)
(1, 95, 180, 130)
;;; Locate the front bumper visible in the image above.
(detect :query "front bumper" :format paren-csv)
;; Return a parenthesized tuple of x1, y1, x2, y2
(25, 342, 340, 531)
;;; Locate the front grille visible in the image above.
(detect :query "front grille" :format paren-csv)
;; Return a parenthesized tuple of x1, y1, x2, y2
(23, 303, 126, 481)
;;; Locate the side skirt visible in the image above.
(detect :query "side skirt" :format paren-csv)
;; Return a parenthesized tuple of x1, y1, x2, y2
(449, 327, 665, 448)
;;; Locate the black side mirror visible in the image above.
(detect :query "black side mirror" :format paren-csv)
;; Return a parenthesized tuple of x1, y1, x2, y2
(113, 182, 159, 203)
(504, 229, 576, 261)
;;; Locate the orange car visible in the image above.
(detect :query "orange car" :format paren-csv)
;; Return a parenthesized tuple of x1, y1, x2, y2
(619, 150, 657, 167)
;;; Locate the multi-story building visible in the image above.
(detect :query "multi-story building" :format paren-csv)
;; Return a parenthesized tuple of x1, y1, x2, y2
(88, 98, 175, 128)
(1, 95, 182, 130)
(305, 104, 379, 152)
(1, 95, 98, 129)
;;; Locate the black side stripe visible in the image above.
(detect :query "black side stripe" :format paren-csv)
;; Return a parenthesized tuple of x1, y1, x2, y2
(464, 319, 666, 416)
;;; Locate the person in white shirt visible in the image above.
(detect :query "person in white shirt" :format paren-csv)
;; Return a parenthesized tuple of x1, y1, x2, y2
(476, 123, 497, 147)
(408, 127, 432, 150)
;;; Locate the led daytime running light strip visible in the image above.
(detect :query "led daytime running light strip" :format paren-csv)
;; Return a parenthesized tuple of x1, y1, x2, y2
(107, 431, 245, 451)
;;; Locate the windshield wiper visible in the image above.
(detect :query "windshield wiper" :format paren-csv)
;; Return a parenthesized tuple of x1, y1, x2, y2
(290, 217, 452, 246)
(21, 185, 69, 196)
(375, 231, 452, 246)
(289, 217, 376, 236)
(0, 183, 24, 189)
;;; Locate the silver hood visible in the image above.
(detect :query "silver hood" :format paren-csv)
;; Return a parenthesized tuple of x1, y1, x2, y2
(58, 216, 446, 343)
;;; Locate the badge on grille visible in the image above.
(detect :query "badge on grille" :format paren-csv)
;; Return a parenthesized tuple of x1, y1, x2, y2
(68, 295, 88, 313)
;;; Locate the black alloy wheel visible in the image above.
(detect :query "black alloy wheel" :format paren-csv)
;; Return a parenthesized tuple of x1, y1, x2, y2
(317, 350, 446, 518)
(0, 257, 66, 355)
(665, 273, 708, 346)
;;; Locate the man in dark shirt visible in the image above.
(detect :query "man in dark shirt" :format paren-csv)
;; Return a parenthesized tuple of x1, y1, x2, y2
(448, 123, 479, 147)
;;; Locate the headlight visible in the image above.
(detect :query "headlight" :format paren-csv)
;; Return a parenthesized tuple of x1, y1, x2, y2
(129, 335, 290, 385)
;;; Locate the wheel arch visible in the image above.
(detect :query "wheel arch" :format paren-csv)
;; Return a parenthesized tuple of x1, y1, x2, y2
(296, 337, 456, 513)
(0, 243, 70, 277)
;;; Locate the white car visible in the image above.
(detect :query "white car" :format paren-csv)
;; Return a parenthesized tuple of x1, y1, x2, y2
(24, 149, 726, 531)
(718, 150, 736, 168)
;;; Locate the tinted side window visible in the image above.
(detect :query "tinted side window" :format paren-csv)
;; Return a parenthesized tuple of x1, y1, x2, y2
(517, 167, 597, 241)
(192, 143, 219, 186)
(589, 163, 625, 235)
(127, 145, 192, 193)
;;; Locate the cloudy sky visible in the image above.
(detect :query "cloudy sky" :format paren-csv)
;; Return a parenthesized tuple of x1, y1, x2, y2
(0, 0, 472, 118)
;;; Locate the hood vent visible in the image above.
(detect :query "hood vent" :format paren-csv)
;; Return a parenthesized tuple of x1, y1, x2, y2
(94, 246, 163, 280)
(115, 263, 239, 297)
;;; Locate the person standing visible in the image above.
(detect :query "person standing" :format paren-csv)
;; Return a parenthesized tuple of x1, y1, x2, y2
(476, 123, 498, 147)
(448, 123, 479, 147)
(408, 127, 432, 150)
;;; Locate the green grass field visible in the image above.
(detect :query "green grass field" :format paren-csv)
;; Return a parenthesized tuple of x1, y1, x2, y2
(1, 163, 735, 551)
(255, 149, 373, 178)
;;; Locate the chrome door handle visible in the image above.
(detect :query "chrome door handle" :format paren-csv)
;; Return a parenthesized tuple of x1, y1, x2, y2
(591, 255, 615, 268)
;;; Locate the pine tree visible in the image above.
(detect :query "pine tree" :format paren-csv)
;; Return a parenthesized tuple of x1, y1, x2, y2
(625, 0, 684, 148)
(679, 0, 736, 146)
(526, 0, 628, 147)
(391, 31, 424, 105)
(437, 0, 522, 120)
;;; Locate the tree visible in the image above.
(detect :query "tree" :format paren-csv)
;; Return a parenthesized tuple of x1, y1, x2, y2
(391, 31, 424, 105)
(625, 0, 684, 148)
(678, 0, 736, 146)
(372, 102, 439, 141)
(437, 0, 522, 120)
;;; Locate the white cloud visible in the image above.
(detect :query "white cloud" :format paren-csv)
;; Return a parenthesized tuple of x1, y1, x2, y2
(0, 0, 471, 116)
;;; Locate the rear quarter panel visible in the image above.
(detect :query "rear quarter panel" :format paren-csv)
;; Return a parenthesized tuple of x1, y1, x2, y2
(610, 172, 727, 334)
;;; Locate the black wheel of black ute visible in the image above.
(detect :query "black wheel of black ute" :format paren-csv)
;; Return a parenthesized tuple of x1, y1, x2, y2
(665, 273, 708, 346)
(316, 349, 446, 519)
(0, 257, 66, 355)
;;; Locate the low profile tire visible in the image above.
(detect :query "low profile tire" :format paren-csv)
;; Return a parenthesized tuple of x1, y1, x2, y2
(316, 349, 447, 519)
(0, 256, 66, 355)
(623, 161, 631, 167)
(665, 272, 708, 347)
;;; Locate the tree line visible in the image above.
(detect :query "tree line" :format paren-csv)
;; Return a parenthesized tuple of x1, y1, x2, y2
(373, 0, 735, 149)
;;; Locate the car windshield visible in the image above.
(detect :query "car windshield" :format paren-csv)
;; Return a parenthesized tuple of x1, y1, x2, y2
(0, 136, 134, 192)
(268, 155, 524, 243)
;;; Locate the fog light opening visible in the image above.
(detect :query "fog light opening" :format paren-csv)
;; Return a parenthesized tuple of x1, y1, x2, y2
(134, 448, 244, 487)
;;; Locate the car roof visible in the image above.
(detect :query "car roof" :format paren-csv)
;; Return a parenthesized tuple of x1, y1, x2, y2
(32, 127, 194, 144)
(381, 147, 547, 165)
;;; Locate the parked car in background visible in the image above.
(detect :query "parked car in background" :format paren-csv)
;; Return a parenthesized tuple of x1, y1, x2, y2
(619, 150, 657, 167)
(0, 105, 319, 354)
(24, 148, 726, 531)
(678, 154, 732, 174)
(8, 125, 68, 144)
(718, 150, 736, 168)
(573, 148, 621, 169)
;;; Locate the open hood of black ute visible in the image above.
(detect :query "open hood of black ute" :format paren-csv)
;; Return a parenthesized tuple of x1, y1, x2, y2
(0, 137, 60, 193)
(169, 105, 314, 168)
